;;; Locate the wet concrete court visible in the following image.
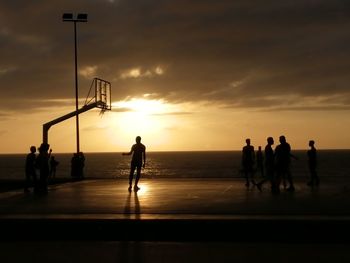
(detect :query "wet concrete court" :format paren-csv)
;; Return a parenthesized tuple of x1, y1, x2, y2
(1, 178, 350, 262)
(1, 178, 350, 218)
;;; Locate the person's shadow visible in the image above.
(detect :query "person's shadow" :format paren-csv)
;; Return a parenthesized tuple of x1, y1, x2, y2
(123, 190, 141, 218)
(120, 190, 141, 262)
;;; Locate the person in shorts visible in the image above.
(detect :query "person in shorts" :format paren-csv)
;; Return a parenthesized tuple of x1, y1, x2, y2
(122, 136, 146, 192)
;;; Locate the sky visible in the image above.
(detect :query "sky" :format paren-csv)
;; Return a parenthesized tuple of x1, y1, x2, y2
(1, 0, 350, 153)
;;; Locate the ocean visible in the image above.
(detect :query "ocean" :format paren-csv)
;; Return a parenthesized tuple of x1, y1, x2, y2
(0, 150, 349, 180)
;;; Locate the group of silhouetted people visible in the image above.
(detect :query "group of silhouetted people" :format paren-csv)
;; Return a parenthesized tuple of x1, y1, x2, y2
(241, 136, 319, 194)
(25, 135, 318, 195)
(25, 136, 147, 194)
(25, 143, 60, 194)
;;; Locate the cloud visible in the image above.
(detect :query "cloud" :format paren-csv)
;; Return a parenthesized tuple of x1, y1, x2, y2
(1, 0, 350, 112)
(81, 125, 107, 132)
(0, 66, 16, 76)
(119, 66, 164, 79)
(111, 107, 131, 113)
(150, 111, 193, 116)
(218, 93, 350, 112)
(79, 66, 98, 79)
(0, 111, 13, 121)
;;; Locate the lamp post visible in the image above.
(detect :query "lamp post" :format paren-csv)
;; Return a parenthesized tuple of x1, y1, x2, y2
(62, 13, 88, 155)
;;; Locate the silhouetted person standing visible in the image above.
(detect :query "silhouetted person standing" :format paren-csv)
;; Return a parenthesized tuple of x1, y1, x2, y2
(275, 136, 296, 192)
(78, 152, 85, 179)
(70, 152, 85, 179)
(122, 136, 146, 192)
(49, 156, 59, 179)
(242, 138, 255, 188)
(36, 143, 51, 194)
(256, 146, 264, 178)
(25, 146, 37, 193)
(256, 137, 275, 192)
(71, 153, 78, 178)
(307, 140, 319, 187)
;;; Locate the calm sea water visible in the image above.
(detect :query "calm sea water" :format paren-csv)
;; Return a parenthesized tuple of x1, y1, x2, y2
(0, 150, 349, 180)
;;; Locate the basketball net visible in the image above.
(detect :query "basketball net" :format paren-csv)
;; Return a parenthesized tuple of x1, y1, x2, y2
(99, 105, 108, 117)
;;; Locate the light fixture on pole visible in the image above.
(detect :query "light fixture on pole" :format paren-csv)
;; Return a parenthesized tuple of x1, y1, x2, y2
(62, 13, 88, 154)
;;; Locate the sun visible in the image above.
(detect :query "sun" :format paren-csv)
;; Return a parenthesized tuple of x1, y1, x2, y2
(105, 98, 172, 144)
(113, 98, 168, 115)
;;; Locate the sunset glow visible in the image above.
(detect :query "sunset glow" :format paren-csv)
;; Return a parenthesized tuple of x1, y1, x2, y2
(113, 98, 170, 115)
(0, 1, 350, 153)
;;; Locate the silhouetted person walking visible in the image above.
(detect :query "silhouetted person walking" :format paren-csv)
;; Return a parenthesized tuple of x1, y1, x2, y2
(36, 143, 51, 194)
(122, 136, 146, 192)
(242, 138, 255, 188)
(256, 137, 275, 192)
(24, 146, 37, 193)
(256, 146, 264, 178)
(275, 136, 297, 192)
(307, 140, 319, 187)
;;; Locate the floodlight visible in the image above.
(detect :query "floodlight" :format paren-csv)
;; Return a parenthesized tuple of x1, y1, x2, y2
(61, 12, 89, 154)
(77, 13, 88, 22)
(62, 13, 73, 21)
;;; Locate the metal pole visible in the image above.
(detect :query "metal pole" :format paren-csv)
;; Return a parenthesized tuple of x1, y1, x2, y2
(74, 21, 80, 154)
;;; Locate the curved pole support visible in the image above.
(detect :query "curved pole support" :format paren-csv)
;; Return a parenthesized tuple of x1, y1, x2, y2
(42, 102, 98, 145)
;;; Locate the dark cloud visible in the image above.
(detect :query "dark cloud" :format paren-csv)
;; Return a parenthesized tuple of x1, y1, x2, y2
(151, 111, 193, 116)
(111, 107, 132, 113)
(1, 0, 350, 112)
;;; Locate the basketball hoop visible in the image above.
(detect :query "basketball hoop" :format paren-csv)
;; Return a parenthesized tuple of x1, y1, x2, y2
(85, 78, 112, 117)
(43, 77, 112, 145)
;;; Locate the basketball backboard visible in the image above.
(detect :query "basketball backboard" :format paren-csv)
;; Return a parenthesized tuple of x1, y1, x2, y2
(85, 78, 112, 113)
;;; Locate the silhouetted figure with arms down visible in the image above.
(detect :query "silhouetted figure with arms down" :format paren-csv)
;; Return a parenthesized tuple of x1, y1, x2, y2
(256, 146, 264, 178)
(70, 152, 85, 179)
(79, 152, 85, 179)
(122, 136, 146, 192)
(36, 143, 51, 194)
(24, 146, 37, 193)
(307, 140, 319, 187)
(49, 156, 59, 179)
(256, 137, 275, 193)
(242, 138, 255, 188)
(275, 136, 297, 192)
(71, 153, 78, 178)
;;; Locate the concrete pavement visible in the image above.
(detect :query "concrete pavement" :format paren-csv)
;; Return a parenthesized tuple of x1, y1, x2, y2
(1, 178, 350, 263)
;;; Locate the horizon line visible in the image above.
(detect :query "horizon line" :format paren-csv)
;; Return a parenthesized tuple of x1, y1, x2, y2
(1, 148, 350, 155)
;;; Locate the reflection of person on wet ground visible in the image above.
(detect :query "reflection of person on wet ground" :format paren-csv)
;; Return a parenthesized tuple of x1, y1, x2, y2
(242, 138, 255, 188)
(307, 140, 319, 187)
(24, 146, 37, 193)
(256, 146, 264, 178)
(256, 137, 275, 192)
(122, 136, 146, 192)
(36, 143, 51, 194)
(49, 156, 59, 179)
(275, 135, 297, 192)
